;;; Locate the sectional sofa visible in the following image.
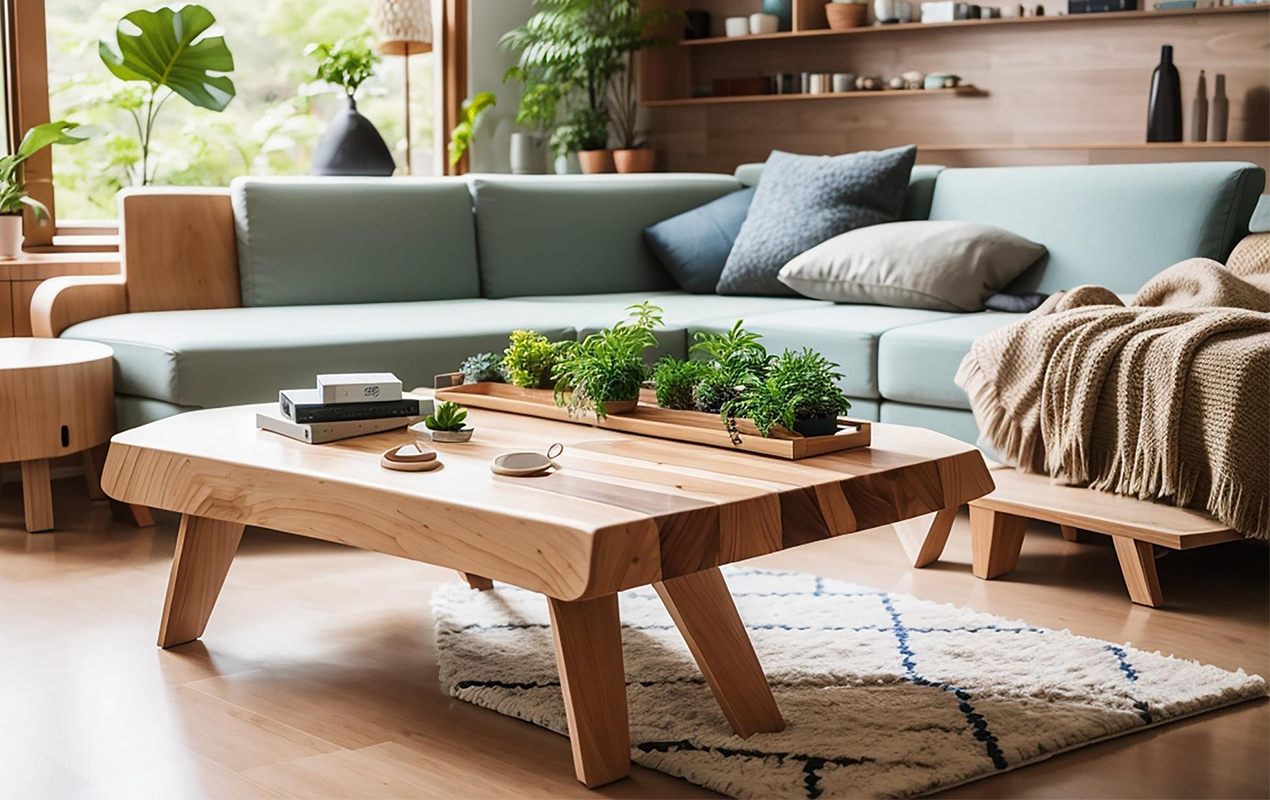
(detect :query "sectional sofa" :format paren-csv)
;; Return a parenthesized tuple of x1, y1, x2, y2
(31, 161, 1264, 448)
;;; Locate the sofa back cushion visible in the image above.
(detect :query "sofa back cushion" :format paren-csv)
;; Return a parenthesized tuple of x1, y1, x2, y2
(926, 162, 1265, 295)
(232, 177, 481, 307)
(734, 162, 945, 222)
(469, 174, 742, 298)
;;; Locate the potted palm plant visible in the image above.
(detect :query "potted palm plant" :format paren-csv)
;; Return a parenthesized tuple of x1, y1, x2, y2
(0, 121, 92, 257)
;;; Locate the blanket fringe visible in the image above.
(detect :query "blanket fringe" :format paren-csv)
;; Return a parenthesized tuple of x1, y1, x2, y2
(955, 355, 1043, 472)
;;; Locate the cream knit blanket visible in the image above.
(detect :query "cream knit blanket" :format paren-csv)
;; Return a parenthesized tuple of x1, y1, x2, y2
(956, 258, 1270, 539)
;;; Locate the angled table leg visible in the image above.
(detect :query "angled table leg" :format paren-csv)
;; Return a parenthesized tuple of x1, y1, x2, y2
(656, 567, 784, 738)
(158, 514, 245, 648)
(1060, 524, 1081, 542)
(111, 499, 155, 528)
(970, 505, 1028, 579)
(21, 459, 54, 532)
(893, 507, 958, 568)
(457, 571, 494, 591)
(1112, 535, 1164, 607)
(548, 594, 630, 788)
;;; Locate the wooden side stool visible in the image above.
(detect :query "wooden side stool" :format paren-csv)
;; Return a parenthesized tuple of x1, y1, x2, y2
(967, 465, 1241, 606)
(0, 338, 115, 532)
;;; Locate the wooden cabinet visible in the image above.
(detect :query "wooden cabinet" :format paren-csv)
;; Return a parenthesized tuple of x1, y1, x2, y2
(0, 254, 121, 337)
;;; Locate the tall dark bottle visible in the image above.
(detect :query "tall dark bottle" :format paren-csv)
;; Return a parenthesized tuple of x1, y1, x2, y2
(1146, 45, 1182, 142)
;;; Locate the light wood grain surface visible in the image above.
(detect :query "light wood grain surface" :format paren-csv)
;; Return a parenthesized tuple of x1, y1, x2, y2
(101, 398, 992, 602)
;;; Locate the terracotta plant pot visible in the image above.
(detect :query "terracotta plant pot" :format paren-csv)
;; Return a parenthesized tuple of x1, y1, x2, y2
(614, 148, 656, 173)
(578, 149, 616, 174)
(0, 214, 21, 258)
(603, 399, 639, 415)
(825, 2, 868, 29)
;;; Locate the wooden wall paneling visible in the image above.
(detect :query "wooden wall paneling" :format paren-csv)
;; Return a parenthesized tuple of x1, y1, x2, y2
(638, 0, 690, 103)
(0, 281, 12, 336)
(11, 279, 39, 337)
(645, 11, 1270, 173)
(117, 190, 240, 313)
(792, 0, 828, 32)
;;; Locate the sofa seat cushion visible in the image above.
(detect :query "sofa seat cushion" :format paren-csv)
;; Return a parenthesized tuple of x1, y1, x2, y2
(62, 300, 578, 409)
(691, 305, 957, 399)
(877, 312, 1025, 409)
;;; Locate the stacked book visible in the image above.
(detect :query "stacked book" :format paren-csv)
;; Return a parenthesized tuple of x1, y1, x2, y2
(257, 373, 428, 444)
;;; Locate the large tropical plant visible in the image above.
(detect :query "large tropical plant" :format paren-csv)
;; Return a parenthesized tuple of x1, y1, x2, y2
(99, 4, 236, 185)
(0, 121, 92, 219)
(448, 92, 496, 171)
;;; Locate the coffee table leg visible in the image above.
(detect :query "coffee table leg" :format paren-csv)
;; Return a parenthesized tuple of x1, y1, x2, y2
(21, 459, 54, 532)
(158, 514, 245, 648)
(82, 446, 106, 501)
(893, 507, 958, 568)
(655, 567, 785, 738)
(111, 500, 156, 528)
(457, 571, 493, 591)
(547, 594, 630, 788)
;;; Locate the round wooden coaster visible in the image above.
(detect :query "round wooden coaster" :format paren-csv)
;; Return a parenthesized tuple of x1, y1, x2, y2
(381, 443, 441, 472)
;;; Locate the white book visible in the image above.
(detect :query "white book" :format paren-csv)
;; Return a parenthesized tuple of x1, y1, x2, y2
(316, 372, 403, 404)
(255, 407, 419, 444)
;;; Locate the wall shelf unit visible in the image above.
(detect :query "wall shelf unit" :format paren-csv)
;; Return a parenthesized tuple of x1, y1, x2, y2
(677, 4, 1267, 46)
(642, 86, 979, 107)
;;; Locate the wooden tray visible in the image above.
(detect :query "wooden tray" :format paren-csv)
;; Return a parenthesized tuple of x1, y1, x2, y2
(432, 379, 871, 460)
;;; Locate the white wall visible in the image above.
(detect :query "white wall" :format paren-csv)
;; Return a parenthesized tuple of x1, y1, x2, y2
(467, 0, 535, 173)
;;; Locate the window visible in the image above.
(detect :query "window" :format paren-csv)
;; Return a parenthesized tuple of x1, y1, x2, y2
(45, 0, 437, 219)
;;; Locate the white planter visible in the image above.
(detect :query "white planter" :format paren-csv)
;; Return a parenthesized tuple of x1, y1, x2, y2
(554, 152, 582, 175)
(0, 215, 22, 258)
(509, 132, 548, 175)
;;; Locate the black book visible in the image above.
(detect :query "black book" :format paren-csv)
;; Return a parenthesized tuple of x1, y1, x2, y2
(279, 389, 420, 424)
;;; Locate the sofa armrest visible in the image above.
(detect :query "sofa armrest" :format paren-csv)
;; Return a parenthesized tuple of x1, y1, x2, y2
(30, 275, 127, 338)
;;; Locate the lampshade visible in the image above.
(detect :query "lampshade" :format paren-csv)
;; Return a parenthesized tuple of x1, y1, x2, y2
(373, 0, 433, 56)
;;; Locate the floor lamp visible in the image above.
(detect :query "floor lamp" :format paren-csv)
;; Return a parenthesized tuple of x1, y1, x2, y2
(373, 0, 433, 175)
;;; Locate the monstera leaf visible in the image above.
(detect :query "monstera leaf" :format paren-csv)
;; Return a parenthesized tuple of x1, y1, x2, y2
(99, 4, 236, 112)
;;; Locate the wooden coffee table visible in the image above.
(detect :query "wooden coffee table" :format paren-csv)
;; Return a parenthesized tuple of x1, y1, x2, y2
(101, 397, 993, 788)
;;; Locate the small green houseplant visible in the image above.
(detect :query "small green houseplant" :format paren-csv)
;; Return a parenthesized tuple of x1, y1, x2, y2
(0, 121, 92, 256)
(424, 400, 473, 442)
(721, 349, 852, 441)
(651, 356, 711, 411)
(688, 321, 772, 413)
(504, 330, 567, 389)
(460, 352, 506, 384)
(448, 92, 496, 172)
(305, 35, 396, 176)
(99, 4, 236, 185)
(553, 302, 663, 419)
(307, 36, 379, 99)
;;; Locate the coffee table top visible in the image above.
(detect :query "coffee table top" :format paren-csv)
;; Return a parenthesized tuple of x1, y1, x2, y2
(103, 396, 993, 600)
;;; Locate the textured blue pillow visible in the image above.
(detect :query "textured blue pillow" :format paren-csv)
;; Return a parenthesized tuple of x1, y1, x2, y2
(718, 146, 917, 296)
(643, 187, 756, 294)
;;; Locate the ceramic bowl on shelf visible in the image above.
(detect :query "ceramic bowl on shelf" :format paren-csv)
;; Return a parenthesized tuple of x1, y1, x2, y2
(724, 16, 750, 36)
(749, 12, 780, 33)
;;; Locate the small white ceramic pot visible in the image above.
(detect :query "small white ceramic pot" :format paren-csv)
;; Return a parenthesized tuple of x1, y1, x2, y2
(424, 428, 474, 443)
(0, 214, 22, 258)
(724, 16, 750, 36)
(749, 12, 779, 34)
(509, 132, 548, 175)
(832, 72, 856, 93)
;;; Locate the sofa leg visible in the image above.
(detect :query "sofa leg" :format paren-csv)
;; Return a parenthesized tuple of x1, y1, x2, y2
(1112, 535, 1163, 607)
(893, 507, 958, 568)
(970, 505, 1028, 579)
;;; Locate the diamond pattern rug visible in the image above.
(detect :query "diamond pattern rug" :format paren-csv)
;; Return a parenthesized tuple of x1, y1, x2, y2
(432, 569, 1265, 799)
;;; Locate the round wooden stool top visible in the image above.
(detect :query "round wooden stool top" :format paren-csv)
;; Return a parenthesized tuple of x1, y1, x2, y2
(0, 338, 115, 463)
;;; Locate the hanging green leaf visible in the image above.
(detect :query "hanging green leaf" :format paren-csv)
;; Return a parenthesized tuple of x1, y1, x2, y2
(99, 4, 236, 112)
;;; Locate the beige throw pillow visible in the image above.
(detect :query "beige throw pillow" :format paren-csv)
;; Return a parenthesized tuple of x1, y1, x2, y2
(778, 220, 1047, 312)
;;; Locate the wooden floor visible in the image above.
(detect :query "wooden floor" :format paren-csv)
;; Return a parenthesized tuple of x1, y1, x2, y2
(1, 477, 1266, 800)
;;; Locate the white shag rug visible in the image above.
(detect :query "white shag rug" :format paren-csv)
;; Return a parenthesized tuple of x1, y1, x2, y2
(432, 569, 1266, 799)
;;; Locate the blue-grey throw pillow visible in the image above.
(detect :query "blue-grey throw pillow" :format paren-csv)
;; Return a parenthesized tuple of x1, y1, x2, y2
(644, 187, 756, 293)
(717, 146, 918, 296)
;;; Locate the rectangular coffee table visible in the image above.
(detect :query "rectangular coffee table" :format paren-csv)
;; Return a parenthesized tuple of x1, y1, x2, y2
(102, 396, 993, 788)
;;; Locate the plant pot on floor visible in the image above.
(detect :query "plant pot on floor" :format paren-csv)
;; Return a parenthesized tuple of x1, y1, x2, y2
(578, 149, 616, 174)
(614, 148, 656, 173)
(792, 416, 839, 437)
(510, 132, 548, 175)
(311, 97, 396, 177)
(0, 214, 22, 258)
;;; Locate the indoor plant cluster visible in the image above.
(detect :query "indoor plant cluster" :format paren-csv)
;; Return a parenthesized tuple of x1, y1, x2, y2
(500, 0, 680, 174)
(457, 306, 852, 439)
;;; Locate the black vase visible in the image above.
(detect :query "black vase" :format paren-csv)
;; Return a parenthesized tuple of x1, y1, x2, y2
(311, 97, 396, 177)
(1146, 45, 1182, 143)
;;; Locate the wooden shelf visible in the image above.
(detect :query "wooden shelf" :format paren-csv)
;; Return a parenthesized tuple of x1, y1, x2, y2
(643, 86, 978, 107)
(678, 4, 1267, 46)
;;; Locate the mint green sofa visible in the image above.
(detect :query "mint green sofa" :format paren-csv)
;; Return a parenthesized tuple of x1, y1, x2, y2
(58, 162, 1264, 444)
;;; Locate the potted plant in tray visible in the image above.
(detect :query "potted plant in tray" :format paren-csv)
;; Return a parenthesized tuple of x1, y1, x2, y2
(553, 302, 663, 419)
(721, 348, 852, 440)
(503, 330, 569, 389)
(422, 400, 474, 442)
(0, 121, 92, 257)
